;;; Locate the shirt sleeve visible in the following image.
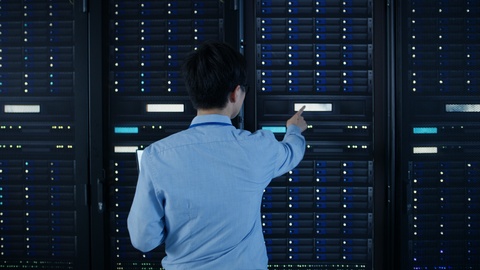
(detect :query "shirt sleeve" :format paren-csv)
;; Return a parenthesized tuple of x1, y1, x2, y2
(272, 124, 306, 177)
(127, 148, 166, 253)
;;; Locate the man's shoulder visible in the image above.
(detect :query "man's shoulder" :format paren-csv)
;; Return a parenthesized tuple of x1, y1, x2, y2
(147, 129, 194, 152)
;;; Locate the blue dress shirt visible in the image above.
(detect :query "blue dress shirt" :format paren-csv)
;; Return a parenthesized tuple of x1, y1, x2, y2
(127, 114, 306, 270)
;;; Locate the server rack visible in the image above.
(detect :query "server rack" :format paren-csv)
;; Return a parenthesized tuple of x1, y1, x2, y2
(106, 1, 226, 269)
(242, 0, 385, 268)
(0, 1, 90, 269)
(396, 0, 480, 269)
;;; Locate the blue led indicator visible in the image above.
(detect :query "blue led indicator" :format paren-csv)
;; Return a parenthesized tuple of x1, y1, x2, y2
(114, 127, 139, 134)
(262, 126, 286, 133)
(413, 127, 438, 134)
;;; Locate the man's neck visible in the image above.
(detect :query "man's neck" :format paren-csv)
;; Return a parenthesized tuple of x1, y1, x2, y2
(197, 108, 232, 118)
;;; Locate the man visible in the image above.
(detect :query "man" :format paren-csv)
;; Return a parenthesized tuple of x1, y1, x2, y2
(127, 41, 307, 269)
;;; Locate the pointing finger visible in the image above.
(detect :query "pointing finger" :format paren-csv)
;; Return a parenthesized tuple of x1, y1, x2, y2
(295, 105, 306, 116)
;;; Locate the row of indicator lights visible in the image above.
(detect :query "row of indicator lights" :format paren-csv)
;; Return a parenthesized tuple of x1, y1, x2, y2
(260, 26, 365, 33)
(260, 19, 369, 25)
(113, 11, 215, 17)
(261, 0, 368, 5)
(262, 214, 369, 219)
(260, 7, 368, 14)
(412, 163, 478, 169)
(1, 126, 71, 130)
(411, 8, 473, 13)
(260, 59, 368, 66)
(259, 71, 369, 76)
(262, 221, 368, 227)
(260, 78, 366, 84)
(260, 34, 368, 41)
(0, 144, 72, 149)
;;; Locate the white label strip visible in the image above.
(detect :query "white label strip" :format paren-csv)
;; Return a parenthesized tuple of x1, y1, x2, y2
(413, 147, 438, 154)
(294, 103, 332, 112)
(4, 105, 41, 113)
(146, 104, 184, 113)
(445, 104, 480, 112)
(114, 146, 139, 153)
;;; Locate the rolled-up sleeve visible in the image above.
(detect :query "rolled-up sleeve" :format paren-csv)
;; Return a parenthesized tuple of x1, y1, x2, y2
(127, 149, 166, 253)
(273, 124, 306, 177)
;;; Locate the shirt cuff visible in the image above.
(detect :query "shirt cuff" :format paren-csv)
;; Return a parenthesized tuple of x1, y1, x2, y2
(286, 124, 302, 134)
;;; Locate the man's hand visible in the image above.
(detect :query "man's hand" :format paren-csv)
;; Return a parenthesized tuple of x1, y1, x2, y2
(286, 105, 308, 132)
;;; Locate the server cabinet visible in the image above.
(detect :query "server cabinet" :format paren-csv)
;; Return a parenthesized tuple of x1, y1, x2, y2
(0, 1, 90, 269)
(105, 1, 226, 269)
(243, 0, 386, 269)
(396, 0, 480, 269)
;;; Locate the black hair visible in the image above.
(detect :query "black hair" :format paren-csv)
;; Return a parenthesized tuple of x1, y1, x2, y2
(181, 40, 247, 109)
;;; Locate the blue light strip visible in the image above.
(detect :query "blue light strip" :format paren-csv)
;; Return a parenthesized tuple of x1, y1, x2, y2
(114, 127, 139, 134)
(413, 127, 437, 134)
(262, 126, 286, 133)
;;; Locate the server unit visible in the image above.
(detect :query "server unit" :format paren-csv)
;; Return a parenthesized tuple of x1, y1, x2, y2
(397, 0, 480, 269)
(0, 1, 90, 269)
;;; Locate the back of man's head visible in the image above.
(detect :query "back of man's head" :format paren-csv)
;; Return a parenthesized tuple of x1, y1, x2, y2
(181, 41, 247, 110)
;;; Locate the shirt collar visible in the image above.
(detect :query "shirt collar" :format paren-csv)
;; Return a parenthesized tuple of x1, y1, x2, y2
(190, 114, 233, 127)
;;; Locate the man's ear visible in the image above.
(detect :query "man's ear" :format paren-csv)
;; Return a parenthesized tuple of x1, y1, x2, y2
(229, 85, 242, 103)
